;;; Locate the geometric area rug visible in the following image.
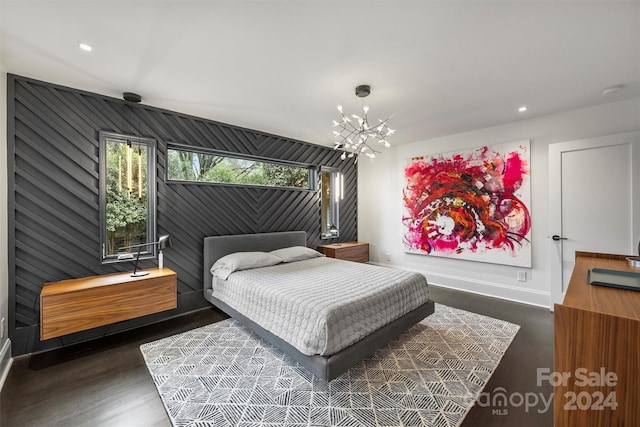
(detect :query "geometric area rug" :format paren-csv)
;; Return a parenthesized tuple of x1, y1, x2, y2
(140, 304, 519, 427)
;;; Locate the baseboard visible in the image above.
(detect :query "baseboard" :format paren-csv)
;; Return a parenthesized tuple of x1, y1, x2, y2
(370, 262, 550, 308)
(0, 339, 12, 392)
(428, 279, 550, 309)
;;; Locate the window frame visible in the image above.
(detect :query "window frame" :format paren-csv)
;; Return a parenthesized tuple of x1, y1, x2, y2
(320, 166, 342, 240)
(99, 131, 157, 264)
(165, 143, 316, 191)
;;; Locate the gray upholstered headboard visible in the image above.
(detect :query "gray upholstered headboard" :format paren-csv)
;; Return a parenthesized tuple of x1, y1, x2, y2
(203, 231, 307, 290)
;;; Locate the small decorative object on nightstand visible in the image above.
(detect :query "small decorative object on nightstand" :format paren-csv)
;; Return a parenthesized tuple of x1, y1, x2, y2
(317, 241, 369, 263)
(328, 224, 340, 246)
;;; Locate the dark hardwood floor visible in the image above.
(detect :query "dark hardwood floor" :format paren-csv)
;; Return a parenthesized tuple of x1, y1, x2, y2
(1, 308, 228, 427)
(1, 286, 553, 427)
(428, 286, 554, 426)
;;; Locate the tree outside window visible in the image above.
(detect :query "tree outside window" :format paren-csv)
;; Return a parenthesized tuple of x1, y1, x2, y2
(167, 147, 310, 189)
(100, 132, 156, 263)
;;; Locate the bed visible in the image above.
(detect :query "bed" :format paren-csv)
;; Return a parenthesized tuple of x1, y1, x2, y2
(203, 231, 435, 381)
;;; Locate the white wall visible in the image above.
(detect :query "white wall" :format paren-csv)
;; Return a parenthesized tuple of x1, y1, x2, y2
(1, 67, 7, 338)
(1, 62, 11, 386)
(359, 98, 640, 308)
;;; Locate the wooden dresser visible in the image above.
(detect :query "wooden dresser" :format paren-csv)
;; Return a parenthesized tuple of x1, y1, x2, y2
(40, 268, 177, 340)
(317, 242, 369, 263)
(554, 252, 640, 426)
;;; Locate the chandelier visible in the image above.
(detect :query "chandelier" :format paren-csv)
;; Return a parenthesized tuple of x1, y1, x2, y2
(333, 84, 395, 161)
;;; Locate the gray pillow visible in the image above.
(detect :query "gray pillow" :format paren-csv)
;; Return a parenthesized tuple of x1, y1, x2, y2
(270, 246, 325, 263)
(211, 251, 282, 280)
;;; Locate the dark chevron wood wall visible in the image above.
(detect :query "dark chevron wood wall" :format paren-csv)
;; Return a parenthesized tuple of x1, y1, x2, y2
(7, 74, 357, 356)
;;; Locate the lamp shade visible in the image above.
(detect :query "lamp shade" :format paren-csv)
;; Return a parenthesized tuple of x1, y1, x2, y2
(158, 234, 172, 250)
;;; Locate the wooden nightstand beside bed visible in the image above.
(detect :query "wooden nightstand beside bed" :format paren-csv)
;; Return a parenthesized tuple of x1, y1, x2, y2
(40, 268, 177, 340)
(317, 241, 369, 263)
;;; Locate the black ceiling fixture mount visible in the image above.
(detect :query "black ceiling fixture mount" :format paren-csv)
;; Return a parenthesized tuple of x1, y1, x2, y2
(355, 84, 371, 98)
(123, 92, 142, 103)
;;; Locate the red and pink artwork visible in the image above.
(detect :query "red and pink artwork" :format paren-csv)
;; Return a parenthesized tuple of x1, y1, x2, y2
(403, 140, 532, 267)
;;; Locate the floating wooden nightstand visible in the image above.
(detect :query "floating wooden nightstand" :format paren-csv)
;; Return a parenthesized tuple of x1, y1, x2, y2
(40, 268, 177, 340)
(317, 242, 369, 263)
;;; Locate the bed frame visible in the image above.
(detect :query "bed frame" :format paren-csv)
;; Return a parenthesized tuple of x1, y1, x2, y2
(202, 231, 435, 381)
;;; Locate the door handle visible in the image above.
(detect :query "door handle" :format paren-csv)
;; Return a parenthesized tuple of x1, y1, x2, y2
(552, 235, 567, 241)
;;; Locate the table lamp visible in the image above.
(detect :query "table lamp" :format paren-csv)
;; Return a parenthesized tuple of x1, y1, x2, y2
(118, 234, 173, 277)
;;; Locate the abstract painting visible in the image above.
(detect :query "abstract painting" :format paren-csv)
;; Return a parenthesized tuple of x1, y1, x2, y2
(403, 140, 531, 267)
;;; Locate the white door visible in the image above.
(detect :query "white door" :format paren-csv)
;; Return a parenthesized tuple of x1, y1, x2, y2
(549, 131, 640, 307)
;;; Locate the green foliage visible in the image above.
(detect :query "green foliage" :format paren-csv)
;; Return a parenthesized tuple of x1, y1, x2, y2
(168, 149, 309, 188)
(104, 144, 310, 255)
(262, 162, 308, 188)
(105, 140, 148, 255)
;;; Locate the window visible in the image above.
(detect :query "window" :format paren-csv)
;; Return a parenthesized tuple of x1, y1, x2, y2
(99, 132, 156, 263)
(167, 146, 312, 189)
(321, 167, 343, 239)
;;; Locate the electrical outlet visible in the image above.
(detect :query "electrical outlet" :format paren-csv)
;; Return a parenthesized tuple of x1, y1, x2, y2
(517, 271, 527, 282)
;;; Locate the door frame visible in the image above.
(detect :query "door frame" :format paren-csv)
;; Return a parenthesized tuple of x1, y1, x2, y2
(548, 131, 640, 307)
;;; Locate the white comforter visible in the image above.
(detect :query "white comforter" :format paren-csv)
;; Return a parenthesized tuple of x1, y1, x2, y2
(211, 257, 429, 356)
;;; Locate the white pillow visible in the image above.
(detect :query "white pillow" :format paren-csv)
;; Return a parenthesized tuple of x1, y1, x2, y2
(211, 251, 282, 280)
(270, 246, 325, 263)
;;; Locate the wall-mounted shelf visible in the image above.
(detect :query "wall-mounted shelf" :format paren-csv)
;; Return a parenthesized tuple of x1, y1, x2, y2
(317, 242, 369, 263)
(40, 268, 177, 340)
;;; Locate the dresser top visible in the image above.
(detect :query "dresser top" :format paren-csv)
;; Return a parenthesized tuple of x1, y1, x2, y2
(42, 267, 176, 296)
(317, 241, 368, 249)
(561, 252, 640, 321)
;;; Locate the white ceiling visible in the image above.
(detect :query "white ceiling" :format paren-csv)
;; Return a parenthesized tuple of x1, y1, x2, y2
(1, 0, 639, 147)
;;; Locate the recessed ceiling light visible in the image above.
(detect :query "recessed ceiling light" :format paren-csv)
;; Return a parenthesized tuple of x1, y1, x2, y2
(602, 84, 623, 96)
(78, 42, 93, 52)
(518, 106, 528, 113)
